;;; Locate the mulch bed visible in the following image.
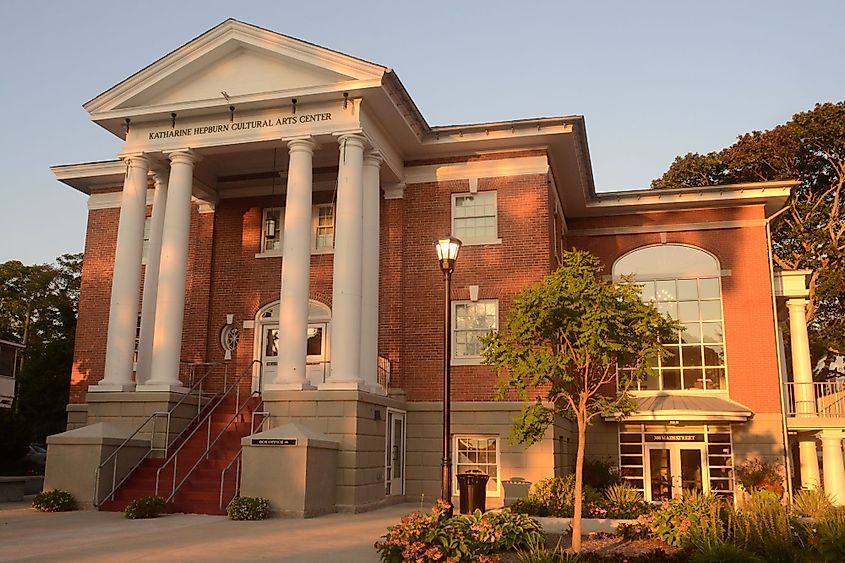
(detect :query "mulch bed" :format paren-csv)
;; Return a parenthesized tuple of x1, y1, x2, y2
(499, 533, 686, 562)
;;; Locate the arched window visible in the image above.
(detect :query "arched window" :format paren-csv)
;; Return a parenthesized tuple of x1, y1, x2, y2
(614, 245, 726, 392)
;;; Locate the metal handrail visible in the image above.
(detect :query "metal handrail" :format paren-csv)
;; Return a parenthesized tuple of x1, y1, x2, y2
(219, 404, 268, 510)
(155, 360, 260, 501)
(92, 361, 225, 507)
(784, 380, 845, 417)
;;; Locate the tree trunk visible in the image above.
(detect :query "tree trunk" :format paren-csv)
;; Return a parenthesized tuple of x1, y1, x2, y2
(572, 414, 587, 552)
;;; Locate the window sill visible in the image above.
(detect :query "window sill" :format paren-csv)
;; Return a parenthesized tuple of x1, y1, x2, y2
(459, 238, 502, 247)
(451, 357, 485, 366)
(255, 249, 334, 259)
(629, 389, 729, 395)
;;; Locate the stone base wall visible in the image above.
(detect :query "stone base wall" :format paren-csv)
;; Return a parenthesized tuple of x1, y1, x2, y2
(260, 389, 406, 513)
(405, 402, 559, 509)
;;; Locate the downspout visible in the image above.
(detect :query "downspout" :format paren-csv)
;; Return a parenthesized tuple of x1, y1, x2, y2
(765, 206, 794, 500)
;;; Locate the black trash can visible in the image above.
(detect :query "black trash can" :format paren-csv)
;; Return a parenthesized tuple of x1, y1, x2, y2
(457, 470, 489, 514)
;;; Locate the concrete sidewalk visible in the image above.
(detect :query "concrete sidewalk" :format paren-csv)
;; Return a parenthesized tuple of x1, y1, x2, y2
(0, 499, 417, 562)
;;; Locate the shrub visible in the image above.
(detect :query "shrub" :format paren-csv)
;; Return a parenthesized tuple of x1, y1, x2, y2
(227, 496, 270, 520)
(599, 483, 651, 519)
(124, 496, 166, 519)
(511, 474, 602, 518)
(730, 491, 805, 563)
(375, 500, 543, 562)
(32, 489, 76, 512)
(582, 459, 620, 491)
(688, 542, 764, 563)
(810, 506, 845, 562)
(618, 490, 723, 547)
(792, 487, 834, 518)
(735, 459, 784, 497)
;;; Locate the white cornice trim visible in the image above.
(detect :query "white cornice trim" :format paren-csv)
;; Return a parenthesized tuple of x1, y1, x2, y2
(88, 190, 154, 210)
(404, 155, 549, 185)
(568, 219, 766, 237)
(589, 181, 795, 212)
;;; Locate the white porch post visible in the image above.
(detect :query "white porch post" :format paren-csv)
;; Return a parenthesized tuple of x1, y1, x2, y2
(267, 137, 317, 390)
(787, 298, 814, 416)
(140, 149, 196, 392)
(322, 133, 366, 389)
(95, 154, 149, 392)
(798, 436, 822, 489)
(135, 168, 168, 386)
(820, 430, 845, 505)
(359, 151, 382, 391)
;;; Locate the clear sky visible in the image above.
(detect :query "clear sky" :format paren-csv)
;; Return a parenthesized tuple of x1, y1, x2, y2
(1, 0, 842, 264)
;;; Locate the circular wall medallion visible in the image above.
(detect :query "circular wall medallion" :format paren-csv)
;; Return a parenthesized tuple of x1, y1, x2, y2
(220, 325, 240, 360)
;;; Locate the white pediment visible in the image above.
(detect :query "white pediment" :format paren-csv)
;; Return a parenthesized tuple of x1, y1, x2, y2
(85, 19, 386, 117)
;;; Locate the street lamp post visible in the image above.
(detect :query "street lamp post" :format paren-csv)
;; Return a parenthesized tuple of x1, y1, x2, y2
(435, 235, 462, 517)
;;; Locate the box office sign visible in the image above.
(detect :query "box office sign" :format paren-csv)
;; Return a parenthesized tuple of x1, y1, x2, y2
(251, 438, 298, 446)
(645, 434, 705, 443)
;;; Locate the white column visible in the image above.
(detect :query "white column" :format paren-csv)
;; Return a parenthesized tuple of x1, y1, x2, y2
(135, 168, 169, 386)
(360, 151, 382, 391)
(267, 137, 317, 390)
(798, 436, 821, 489)
(787, 298, 814, 416)
(322, 133, 366, 390)
(139, 149, 196, 392)
(820, 430, 845, 505)
(95, 154, 149, 392)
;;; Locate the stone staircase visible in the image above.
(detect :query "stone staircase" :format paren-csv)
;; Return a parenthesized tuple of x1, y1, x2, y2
(100, 395, 261, 515)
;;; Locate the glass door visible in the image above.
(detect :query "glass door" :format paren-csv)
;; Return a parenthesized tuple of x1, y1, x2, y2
(645, 443, 707, 501)
(385, 410, 406, 495)
(260, 326, 278, 390)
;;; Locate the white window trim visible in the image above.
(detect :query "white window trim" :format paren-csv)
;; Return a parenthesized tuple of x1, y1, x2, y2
(255, 204, 336, 258)
(452, 434, 502, 497)
(451, 191, 502, 246)
(451, 299, 498, 366)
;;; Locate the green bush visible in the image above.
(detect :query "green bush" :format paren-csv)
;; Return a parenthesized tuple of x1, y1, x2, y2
(581, 459, 620, 491)
(599, 483, 651, 519)
(227, 496, 270, 520)
(688, 542, 764, 563)
(735, 459, 784, 497)
(618, 490, 723, 547)
(731, 490, 804, 563)
(32, 489, 76, 512)
(810, 506, 845, 562)
(375, 500, 543, 562)
(511, 474, 603, 518)
(793, 487, 834, 518)
(124, 496, 166, 519)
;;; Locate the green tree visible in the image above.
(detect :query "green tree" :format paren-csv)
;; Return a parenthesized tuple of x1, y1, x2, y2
(652, 101, 845, 370)
(0, 253, 82, 445)
(482, 250, 678, 552)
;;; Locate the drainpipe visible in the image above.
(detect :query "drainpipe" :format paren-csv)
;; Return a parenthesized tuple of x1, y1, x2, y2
(765, 205, 794, 500)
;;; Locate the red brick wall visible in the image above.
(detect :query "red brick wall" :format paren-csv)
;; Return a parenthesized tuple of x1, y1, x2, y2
(399, 173, 552, 402)
(567, 205, 782, 414)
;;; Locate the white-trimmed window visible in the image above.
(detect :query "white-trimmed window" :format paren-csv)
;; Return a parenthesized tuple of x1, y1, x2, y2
(614, 245, 727, 392)
(452, 191, 500, 244)
(452, 300, 498, 364)
(453, 435, 501, 496)
(259, 205, 335, 256)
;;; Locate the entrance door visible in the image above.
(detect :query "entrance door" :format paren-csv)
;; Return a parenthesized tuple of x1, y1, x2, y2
(385, 410, 406, 495)
(645, 443, 707, 501)
(258, 323, 328, 389)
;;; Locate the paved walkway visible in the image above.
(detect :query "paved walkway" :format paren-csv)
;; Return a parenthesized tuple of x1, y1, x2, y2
(0, 499, 417, 562)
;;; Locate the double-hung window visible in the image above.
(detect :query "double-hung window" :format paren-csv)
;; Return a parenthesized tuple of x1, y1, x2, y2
(453, 435, 501, 496)
(452, 191, 500, 244)
(452, 300, 498, 364)
(259, 205, 335, 256)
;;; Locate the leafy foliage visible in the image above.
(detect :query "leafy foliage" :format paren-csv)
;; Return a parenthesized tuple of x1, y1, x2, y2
(227, 496, 270, 520)
(652, 101, 845, 365)
(734, 459, 784, 497)
(375, 500, 543, 562)
(809, 506, 845, 562)
(124, 496, 166, 519)
(581, 459, 620, 491)
(483, 250, 678, 551)
(32, 489, 76, 512)
(510, 475, 650, 520)
(0, 254, 82, 444)
(792, 487, 834, 518)
(618, 491, 723, 548)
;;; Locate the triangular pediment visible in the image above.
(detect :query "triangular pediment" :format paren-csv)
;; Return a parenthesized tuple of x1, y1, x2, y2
(85, 19, 386, 117)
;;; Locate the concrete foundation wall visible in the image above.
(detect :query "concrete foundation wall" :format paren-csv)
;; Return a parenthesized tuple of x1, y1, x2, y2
(405, 402, 558, 508)
(260, 389, 406, 513)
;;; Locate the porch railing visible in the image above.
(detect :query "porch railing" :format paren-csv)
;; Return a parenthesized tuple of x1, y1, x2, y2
(784, 381, 845, 418)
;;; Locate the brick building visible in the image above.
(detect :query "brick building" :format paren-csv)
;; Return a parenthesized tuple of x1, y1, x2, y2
(46, 19, 845, 514)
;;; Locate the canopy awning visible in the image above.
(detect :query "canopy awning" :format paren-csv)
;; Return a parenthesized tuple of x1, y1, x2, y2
(605, 394, 754, 423)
